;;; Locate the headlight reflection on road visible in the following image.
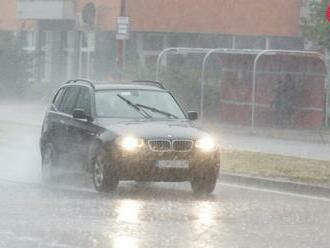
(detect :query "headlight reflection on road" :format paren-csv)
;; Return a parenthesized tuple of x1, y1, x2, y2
(112, 236, 139, 248)
(116, 199, 143, 223)
(194, 201, 216, 226)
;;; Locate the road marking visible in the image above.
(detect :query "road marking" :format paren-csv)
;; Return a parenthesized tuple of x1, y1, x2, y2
(1, 178, 330, 202)
(220, 182, 330, 202)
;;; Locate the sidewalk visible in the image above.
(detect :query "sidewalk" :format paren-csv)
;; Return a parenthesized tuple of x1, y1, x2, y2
(218, 124, 330, 144)
(0, 102, 329, 161)
(219, 132, 330, 161)
(205, 123, 330, 161)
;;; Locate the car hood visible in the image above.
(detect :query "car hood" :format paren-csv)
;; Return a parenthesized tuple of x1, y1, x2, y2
(97, 118, 209, 140)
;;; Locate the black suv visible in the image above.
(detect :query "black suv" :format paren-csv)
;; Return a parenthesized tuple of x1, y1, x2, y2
(40, 79, 220, 194)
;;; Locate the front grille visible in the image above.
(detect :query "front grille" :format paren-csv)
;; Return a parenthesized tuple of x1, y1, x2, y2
(147, 139, 193, 152)
(148, 140, 171, 151)
(173, 140, 193, 152)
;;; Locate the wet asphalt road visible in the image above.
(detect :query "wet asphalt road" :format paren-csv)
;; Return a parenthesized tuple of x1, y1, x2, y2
(1, 179, 330, 248)
(1, 122, 330, 248)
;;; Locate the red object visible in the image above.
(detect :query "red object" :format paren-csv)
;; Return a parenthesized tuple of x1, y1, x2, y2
(326, 6, 330, 23)
(218, 54, 327, 129)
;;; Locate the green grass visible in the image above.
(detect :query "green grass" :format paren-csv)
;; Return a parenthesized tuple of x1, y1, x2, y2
(222, 150, 330, 186)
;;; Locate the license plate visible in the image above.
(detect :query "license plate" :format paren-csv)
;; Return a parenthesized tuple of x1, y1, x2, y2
(156, 160, 189, 169)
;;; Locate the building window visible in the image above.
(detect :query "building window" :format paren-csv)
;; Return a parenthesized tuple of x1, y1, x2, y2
(269, 37, 304, 50)
(78, 31, 95, 78)
(235, 36, 266, 49)
(143, 35, 164, 51)
(20, 31, 37, 82)
(61, 31, 75, 79)
(21, 31, 36, 51)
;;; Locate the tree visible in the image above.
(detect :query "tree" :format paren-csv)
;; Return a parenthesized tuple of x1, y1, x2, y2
(0, 31, 31, 99)
(301, 0, 330, 50)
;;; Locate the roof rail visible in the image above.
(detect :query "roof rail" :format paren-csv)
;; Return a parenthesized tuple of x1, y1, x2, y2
(65, 79, 95, 89)
(131, 80, 167, 90)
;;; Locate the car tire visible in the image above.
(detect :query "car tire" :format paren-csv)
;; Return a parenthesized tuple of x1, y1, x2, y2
(92, 148, 119, 193)
(41, 143, 58, 183)
(190, 169, 218, 194)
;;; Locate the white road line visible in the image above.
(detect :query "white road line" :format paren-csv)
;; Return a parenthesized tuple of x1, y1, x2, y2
(1, 178, 330, 202)
(220, 182, 330, 202)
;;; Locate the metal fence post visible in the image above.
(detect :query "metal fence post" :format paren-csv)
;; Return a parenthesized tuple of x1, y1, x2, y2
(156, 47, 177, 82)
(200, 49, 216, 120)
(252, 50, 268, 131)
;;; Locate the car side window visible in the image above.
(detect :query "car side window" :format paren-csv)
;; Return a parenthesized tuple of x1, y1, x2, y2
(52, 88, 64, 110)
(75, 87, 91, 115)
(59, 87, 80, 115)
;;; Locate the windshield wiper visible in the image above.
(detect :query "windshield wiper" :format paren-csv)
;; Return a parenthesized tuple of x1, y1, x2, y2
(135, 103, 179, 119)
(116, 94, 152, 119)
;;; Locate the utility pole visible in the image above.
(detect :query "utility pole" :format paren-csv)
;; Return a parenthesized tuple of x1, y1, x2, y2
(116, 0, 127, 80)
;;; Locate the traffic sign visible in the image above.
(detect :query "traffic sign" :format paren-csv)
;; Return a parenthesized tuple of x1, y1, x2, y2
(116, 16, 129, 40)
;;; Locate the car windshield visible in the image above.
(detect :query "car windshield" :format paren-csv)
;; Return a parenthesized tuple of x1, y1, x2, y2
(95, 89, 186, 119)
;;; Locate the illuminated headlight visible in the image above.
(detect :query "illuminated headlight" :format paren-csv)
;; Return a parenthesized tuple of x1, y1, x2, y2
(195, 136, 217, 152)
(117, 136, 144, 151)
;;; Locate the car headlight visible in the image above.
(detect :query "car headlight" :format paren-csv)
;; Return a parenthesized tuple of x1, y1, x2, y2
(195, 136, 217, 152)
(117, 136, 144, 151)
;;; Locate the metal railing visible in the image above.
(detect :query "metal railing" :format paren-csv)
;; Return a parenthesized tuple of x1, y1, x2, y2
(156, 47, 328, 129)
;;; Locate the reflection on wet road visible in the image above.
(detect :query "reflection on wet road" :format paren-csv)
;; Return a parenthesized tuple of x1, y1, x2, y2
(0, 179, 330, 248)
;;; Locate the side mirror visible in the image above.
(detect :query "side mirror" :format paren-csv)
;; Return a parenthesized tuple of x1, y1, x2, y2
(72, 108, 90, 121)
(187, 111, 198, 121)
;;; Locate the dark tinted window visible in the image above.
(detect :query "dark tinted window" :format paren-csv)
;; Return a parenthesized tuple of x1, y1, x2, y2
(59, 87, 80, 115)
(75, 87, 91, 115)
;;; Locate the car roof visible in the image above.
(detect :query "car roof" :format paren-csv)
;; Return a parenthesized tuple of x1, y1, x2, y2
(62, 80, 167, 92)
(94, 82, 167, 91)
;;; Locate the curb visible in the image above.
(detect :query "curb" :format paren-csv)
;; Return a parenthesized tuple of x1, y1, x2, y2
(220, 172, 330, 199)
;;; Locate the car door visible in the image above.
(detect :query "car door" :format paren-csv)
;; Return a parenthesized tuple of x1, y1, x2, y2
(57, 86, 80, 158)
(42, 87, 65, 152)
(70, 86, 99, 166)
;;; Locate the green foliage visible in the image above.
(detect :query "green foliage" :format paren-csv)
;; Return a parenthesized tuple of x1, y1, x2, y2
(0, 32, 31, 99)
(301, 0, 330, 49)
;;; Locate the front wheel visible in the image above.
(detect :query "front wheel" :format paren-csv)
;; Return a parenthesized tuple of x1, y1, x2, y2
(190, 169, 218, 194)
(92, 149, 119, 193)
(41, 143, 58, 183)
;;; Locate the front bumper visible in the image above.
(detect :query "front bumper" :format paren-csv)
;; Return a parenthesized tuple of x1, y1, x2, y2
(105, 146, 220, 182)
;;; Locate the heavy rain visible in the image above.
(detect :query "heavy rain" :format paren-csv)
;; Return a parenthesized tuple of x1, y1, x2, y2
(0, 1, 330, 247)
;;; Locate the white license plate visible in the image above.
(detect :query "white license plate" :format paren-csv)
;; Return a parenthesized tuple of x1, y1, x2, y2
(156, 160, 189, 169)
